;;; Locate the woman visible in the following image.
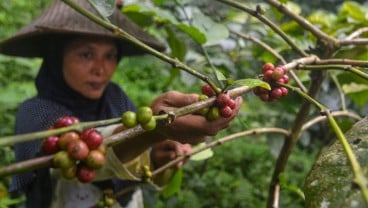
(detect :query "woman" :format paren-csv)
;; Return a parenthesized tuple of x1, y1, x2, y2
(0, 0, 242, 207)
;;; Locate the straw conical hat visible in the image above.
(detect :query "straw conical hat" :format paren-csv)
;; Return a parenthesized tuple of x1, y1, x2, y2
(0, 0, 166, 57)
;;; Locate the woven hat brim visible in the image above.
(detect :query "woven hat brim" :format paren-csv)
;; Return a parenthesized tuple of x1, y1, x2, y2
(0, 0, 166, 57)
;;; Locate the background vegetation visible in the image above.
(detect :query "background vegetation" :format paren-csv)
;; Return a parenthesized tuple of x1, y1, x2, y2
(1, 0, 368, 207)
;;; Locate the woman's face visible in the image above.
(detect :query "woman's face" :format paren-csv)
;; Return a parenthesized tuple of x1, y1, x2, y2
(62, 37, 118, 99)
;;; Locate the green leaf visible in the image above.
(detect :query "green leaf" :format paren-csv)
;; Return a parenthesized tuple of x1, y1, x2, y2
(177, 24, 206, 44)
(342, 82, 368, 94)
(215, 70, 227, 81)
(166, 27, 187, 61)
(88, 0, 115, 18)
(234, 79, 271, 90)
(191, 11, 229, 46)
(342, 83, 368, 108)
(190, 143, 214, 161)
(340, 1, 366, 22)
(161, 169, 183, 198)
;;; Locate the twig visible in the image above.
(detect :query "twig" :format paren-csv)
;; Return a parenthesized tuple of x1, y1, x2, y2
(340, 38, 368, 46)
(315, 59, 368, 67)
(152, 127, 290, 176)
(301, 111, 361, 132)
(263, 0, 339, 50)
(0, 86, 252, 177)
(215, 0, 308, 57)
(297, 64, 368, 80)
(344, 27, 368, 40)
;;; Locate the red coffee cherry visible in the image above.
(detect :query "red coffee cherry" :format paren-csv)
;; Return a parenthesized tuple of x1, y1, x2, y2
(67, 140, 89, 161)
(262, 63, 275, 74)
(82, 131, 103, 150)
(220, 106, 233, 118)
(41, 136, 60, 155)
(270, 87, 283, 100)
(53, 116, 79, 128)
(85, 150, 106, 169)
(216, 93, 231, 107)
(201, 84, 216, 97)
(272, 67, 285, 81)
(280, 87, 288, 96)
(226, 98, 236, 110)
(77, 165, 95, 183)
(58, 131, 80, 150)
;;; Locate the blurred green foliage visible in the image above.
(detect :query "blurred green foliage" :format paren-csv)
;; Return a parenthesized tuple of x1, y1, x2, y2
(0, 0, 368, 207)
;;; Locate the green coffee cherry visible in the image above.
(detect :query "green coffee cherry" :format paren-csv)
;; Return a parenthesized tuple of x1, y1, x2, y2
(137, 106, 153, 124)
(121, 111, 137, 128)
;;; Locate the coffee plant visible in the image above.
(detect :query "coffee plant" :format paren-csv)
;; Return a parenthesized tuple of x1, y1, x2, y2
(1, 0, 368, 207)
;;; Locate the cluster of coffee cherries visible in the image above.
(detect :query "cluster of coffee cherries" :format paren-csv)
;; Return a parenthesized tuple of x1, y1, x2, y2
(41, 116, 107, 183)
(121, 106, 156, 131)
(253, 63, 289, 102)
(199, 84, 237, 120)
(96, 189, 117, 208)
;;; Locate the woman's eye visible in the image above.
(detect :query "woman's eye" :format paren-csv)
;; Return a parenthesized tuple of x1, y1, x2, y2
(80, 51, 93, 59)
(106, 52, 117, 61)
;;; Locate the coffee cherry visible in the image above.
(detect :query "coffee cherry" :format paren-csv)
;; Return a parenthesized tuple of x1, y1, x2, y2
(80, 128, 95, 140)
(259, 93, 270, 102)
(201, 84, 216, 97)
(280, 87, 288, 96)
(216, 93, 231, 107)
(53, 150, 75, 169)
(58, 131, 80, 150)
(105, 196, 116, 207)
(96, 144, 108, 155)
(272, 67, 285, 80)
(61, 165, 77, 180)
(270, 88, 283, 100)
(262, 63, 275, 74)
(67, 140, 89, 161)
(141, 117, 156, 131)
(85, 150, 106, 169)
(77, 165, 95, 183)
(226, 98, 236, 110)
(220, 106, 233, 118)
(263, 70, 274, 82)
(198, 94, 209, 101)
(82, 131, 103, 150)
(137, 106, 153, 124)
(53, 116, 79, 128)
(207, 106, 220, 121)
(121, 111, 137, 128)
(41, 136, 60, 155)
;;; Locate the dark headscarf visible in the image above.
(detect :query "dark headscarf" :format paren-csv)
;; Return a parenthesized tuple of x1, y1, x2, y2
(11, 37, 138, 207)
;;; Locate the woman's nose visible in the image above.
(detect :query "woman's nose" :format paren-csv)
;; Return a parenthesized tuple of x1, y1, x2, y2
(91, 59, 105, 76)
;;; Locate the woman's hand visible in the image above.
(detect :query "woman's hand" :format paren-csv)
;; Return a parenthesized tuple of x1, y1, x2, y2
(151, 140, 192, 169)
(150, 91, 243, 144)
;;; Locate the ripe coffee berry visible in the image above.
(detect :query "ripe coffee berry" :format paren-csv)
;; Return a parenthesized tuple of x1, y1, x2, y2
(67, 139, 89, 161)
(53, 116, 79, 128)
(216, 93, 231, 107)
(201, 84, 216, 97)
(77, 165, 95, 183)
(58, 131, 80, 150)
(262, 63, 275, 74)
(220, 106, 233, 118)
(85, 150, 106, 169)
(253, 62, 289, 102)
(41, 136, 60, 155)
(82, 130, 103, 150)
